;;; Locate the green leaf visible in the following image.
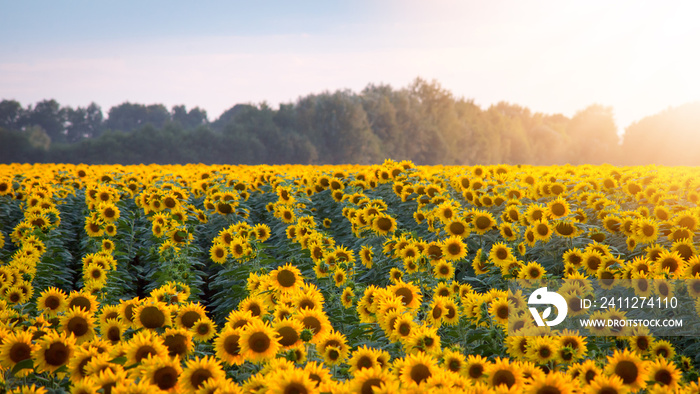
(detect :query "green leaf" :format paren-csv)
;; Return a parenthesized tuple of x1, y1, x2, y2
(11, 358, 34, 375)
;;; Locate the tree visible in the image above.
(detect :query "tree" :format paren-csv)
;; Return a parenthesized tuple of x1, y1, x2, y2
(25, 99, 67, 143)
(296, 90, 381, 164)
(66, 103, 104, 142)
(105, 102, 171, 132)
(25, 125, 51, 151)
(172, 105, 208, 130)
(0, 99, 25, 131)
(621, 102, 700, 165)
(566, 104, 619, 164)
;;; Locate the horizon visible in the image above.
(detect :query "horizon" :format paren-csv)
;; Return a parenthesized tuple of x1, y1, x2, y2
(2, 1, 700, 134)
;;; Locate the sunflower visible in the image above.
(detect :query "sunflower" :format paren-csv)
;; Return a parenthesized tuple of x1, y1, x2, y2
(341, 287, 355, 309)
(647, 357, 681, 389)
(269, 263, 303, 293)
(0, 330, 36, 372)
(61, 307, 96, 344)
(68, 346, 101, 382)
(525, 336, 560, 365)
(485, 357, 524, 390)
(100, 318, 127, 344)
(131, 354, 180, 393)
(239, 319, 281, 363)
(36, 287, 67, 317)
(518, 261, 546, 281)
(633, 217, 659, 243)
(317, 330, 349, 366)
(162, 327, 194, 358)
(655, 250, 685, 278)
(524, 371, 575, 394)
(674, 211, 699, 231)
(433, 260, 454, 281)
(684, 255, 700, 278)
(266, 368, 319, 394)
(441, 236, 467, 261)
(464, 354, 489, 382)
(133, 300, 172, 330)
(586, 374, 627, 394)
(547, 197, 571, 219)
(532, 219, 553, 243)
(444, 219, 470, 238)
(650, 339, 675, 359)
(295, 308, 331, 343)
(115, 298, 140, 328)
(581, 251, 604, 276)
(389, 281, 422, 309)
(192, 317, 217, 342)
(400, 351, 437, 387)
(653, 278, 673, 299)
(471, 210, 496, 235)
(32, 330, 76, 374)
(371, 214, 396, 236)
(209, 243, 228, 264)
(426, 297, 446, 327)
(605, 349, 648, 392)
(214, 326, 244, 366)
(359, 245, 373, 269)
(292, 288, 324, 312)
(505, 335, 529, 360)
(83, 264, 107, 287)
(499, 222, 519, 242)
(524, 228, 537, 247)
(66, 290, 99, 314)
(488, 297, 510, 327)
(406, 324, 441, 355)
(180, 356, 226, 393)
(349, 366, 396, 394)
(123, 330, 169, 365)
(175, 302, 207, 329)
(391, 314, 416, 343)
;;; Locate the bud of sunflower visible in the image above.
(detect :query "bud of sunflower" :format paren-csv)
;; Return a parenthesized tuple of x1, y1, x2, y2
(300, 329, 314, 343)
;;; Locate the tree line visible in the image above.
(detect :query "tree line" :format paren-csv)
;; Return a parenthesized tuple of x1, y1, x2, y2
(0, 78, 696, 165)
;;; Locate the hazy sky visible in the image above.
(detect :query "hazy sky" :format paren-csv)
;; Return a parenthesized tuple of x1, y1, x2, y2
(2, 1, 699, 133)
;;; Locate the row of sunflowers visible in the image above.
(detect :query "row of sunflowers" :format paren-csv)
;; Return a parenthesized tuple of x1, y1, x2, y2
(0, 161, 699, 393)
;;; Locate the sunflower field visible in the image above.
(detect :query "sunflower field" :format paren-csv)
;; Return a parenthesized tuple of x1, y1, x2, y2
(1, 160, 700, 393)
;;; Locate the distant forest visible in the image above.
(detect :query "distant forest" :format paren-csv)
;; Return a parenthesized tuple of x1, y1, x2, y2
(1, 78, 698, 165)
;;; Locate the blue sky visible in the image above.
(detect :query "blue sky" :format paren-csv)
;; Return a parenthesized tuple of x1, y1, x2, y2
(2, 1, 699, 133)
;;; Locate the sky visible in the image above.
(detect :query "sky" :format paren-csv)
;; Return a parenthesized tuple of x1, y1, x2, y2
(2, 0, 700, 134)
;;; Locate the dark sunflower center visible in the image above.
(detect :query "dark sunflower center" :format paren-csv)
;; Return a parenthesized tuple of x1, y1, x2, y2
(164, 334, 188, 357)
(67, 317, 89, 337)
(395, 288, 414, 306)
(655, 370, 672, 386)
(180, 311, 201, 328)
(249, 332, 271, 353)
(44, 296, 60, 310)
(410, 364, 432, 384)
(277, 270, 296, 287)
(614, 360, 638, 384)
(277, 326, 299, 347)
(10, 343, 31, 363)
(492, 370, 516, 388)
(361, 378, 383, 394)
(224, 334, 241, 356)
(190, 369, 212, 389)
(140, 306, 165, 328)
(473, 216, 490, 230)
(45, 342, 69, 366)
